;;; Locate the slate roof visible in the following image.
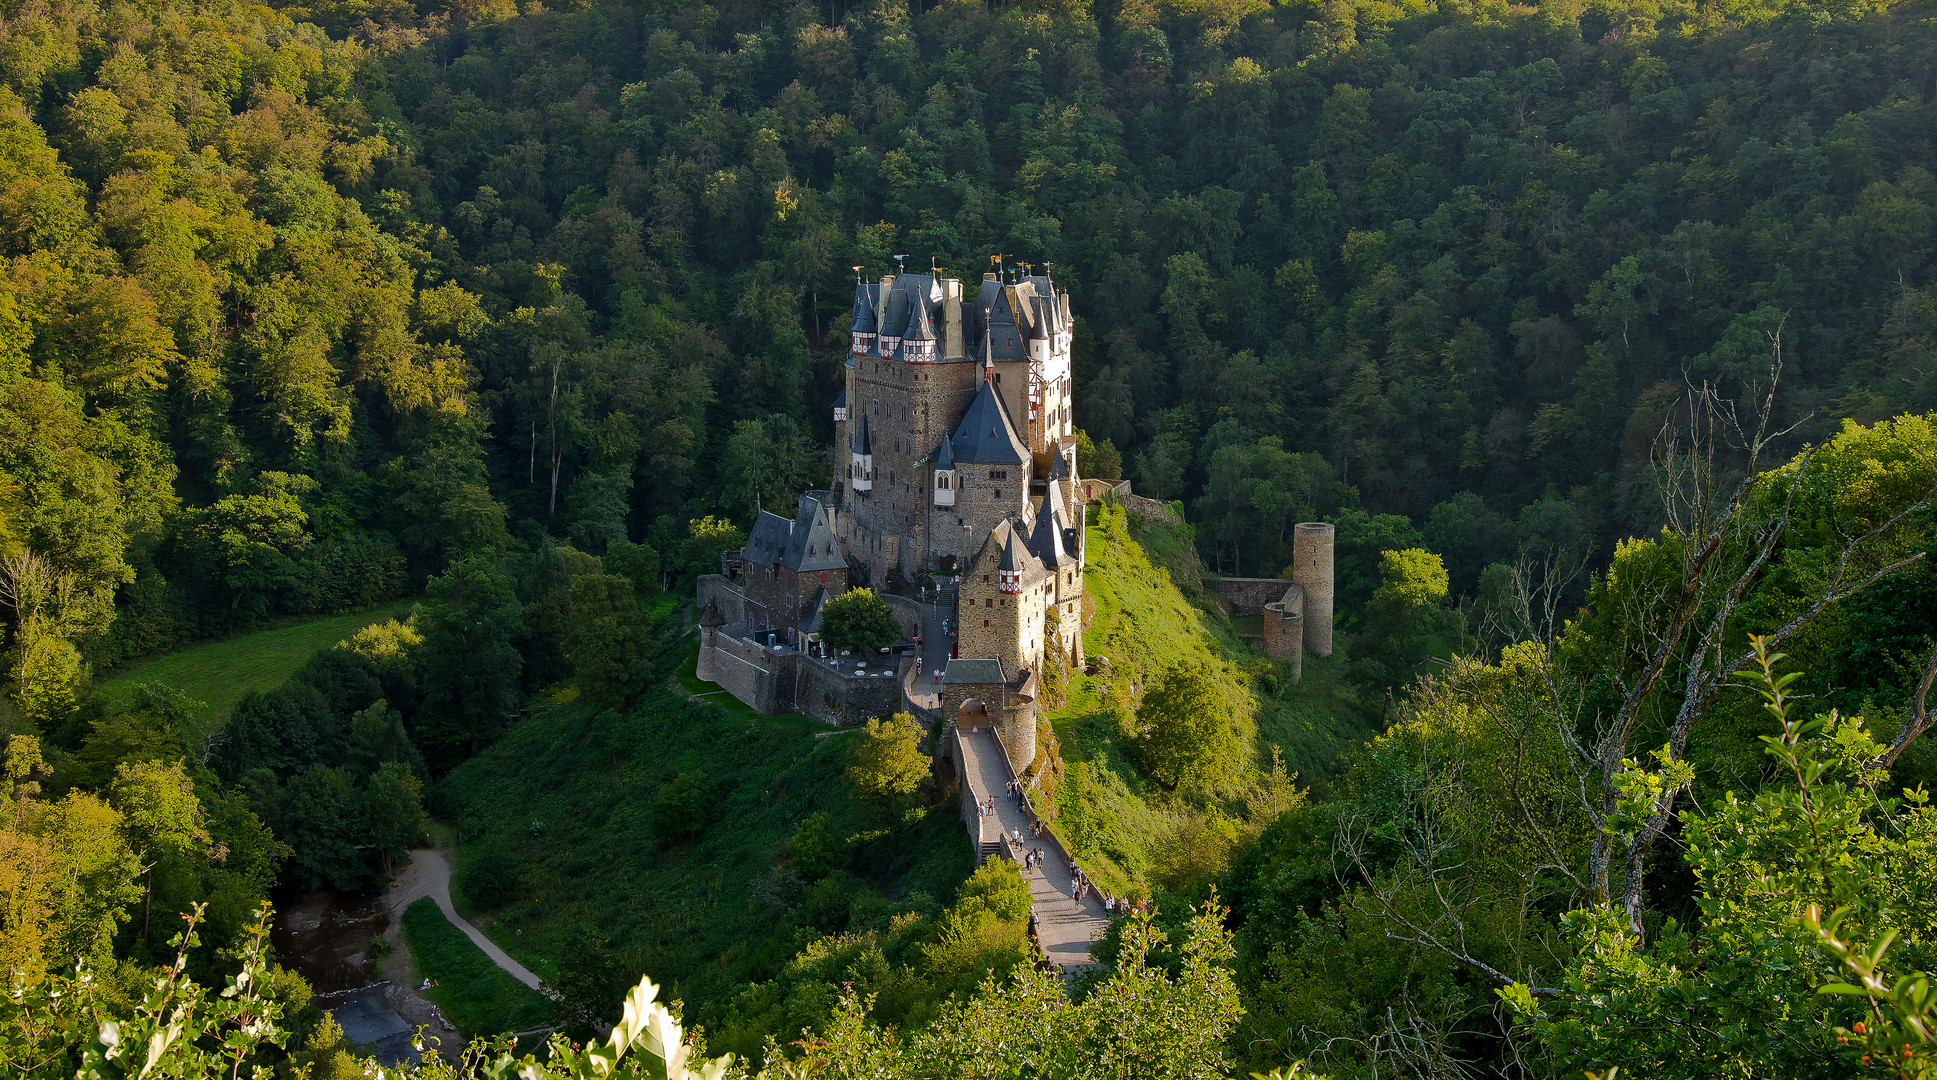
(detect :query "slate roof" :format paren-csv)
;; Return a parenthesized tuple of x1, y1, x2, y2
(798, 586, 830, 634)
(1029, 480, 1071, 568)
(949, 378, 1028, 465)
(742, 493, 845, 573)
(905, 295, 935, 341)
(934, 432, 954, 470)
(850, 412, 872, 455)
(943, 658, 1007, 685)
(1000, 527, 1024, 572)
(851, 282, 878, 333)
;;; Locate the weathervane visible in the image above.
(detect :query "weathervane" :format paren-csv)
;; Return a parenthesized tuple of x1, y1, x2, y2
(894, 254, 908, 274)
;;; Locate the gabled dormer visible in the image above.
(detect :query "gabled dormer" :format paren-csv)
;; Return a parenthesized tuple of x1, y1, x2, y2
(903, 295, 937, 363)
(879, 285, 906, 358)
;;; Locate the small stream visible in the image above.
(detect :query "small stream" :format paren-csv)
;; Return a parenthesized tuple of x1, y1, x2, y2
(271, 889, 389, 994)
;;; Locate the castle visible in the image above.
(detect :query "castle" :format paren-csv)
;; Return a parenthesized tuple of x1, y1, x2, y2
(697, 267, 1088, 773)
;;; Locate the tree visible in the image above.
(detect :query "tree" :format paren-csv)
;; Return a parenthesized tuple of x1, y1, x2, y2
(819, 588, 902, 653)
(845, 713, 930, 827)
(1503, 642, 1922, 1077)
(651, 771, 716, 839)
(184, 472, 315, 615)
(564, 572, 654, 705)
(362, 762, 424, 876)
(107, 760, 212, 947)
(259, 765, 368, 891)
(415, 557, 525, 767)
(1074, 429, 1123, 482)
(346, 699, 423, 778)
(566, 468, 634, 552)
(789, 811, 841, 880)
(677, 516, 747, 583)
(1347, 548, 1460, 698)
(1132, 663, 1242, 791)
(604, 539, 663, 604)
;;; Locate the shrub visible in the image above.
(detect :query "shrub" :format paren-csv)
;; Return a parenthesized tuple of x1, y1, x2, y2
(651, 771, 716, 839)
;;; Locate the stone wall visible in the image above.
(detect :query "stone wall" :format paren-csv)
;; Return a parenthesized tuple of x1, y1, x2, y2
(700, 630, 905, 726)
(881, 594, 926, 639)
(1216, 576, 1295, 616)
(1262, 584, 1305, 682)
(794, 654, 904, 726)
(705, 632, 785, 714)
(697, 575, 745, 626)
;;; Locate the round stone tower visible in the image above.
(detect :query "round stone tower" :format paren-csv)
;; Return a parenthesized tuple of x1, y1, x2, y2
(696, 599, 726, 682)
(1292, 522, 1335, 657)
(994, 702, 1038, 775)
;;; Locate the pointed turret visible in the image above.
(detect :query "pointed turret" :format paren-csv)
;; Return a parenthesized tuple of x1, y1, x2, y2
(903, 294, 937, 362)
(1029, 480, 1070, 568)
(850, 280, 877, 356)
(997, 527, 1024, 593)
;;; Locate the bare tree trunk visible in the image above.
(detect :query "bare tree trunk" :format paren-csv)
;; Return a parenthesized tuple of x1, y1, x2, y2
(548, 358, 561, 517)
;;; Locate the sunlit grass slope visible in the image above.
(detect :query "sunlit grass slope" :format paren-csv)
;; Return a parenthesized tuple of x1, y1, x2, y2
(94, 601, 417, 721)
(1046, 504, 1378, 898)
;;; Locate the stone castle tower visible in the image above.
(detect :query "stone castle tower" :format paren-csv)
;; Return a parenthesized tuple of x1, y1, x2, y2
(835, 268, 1086, 771)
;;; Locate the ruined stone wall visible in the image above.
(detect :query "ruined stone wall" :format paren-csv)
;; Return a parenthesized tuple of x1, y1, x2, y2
(1262, 584, 1305, 683)
(1217, 577, 1296, 616)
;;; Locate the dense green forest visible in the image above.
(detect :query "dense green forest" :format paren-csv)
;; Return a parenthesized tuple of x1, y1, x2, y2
(8, 0, 1937, 1073)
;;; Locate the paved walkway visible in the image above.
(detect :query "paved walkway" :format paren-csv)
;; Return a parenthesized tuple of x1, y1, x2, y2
(956, 728, 1112, 970)
(388, 849, 548, 993)
(903, 600, 951, 715)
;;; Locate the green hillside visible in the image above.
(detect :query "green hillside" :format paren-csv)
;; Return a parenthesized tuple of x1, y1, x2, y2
(1046, 503, 1378, 898)
(431, 663, 973, 1056)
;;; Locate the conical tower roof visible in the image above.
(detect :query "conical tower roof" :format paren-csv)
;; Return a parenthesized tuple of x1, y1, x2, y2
(850, 412, 872, 454)
(851, 282, 877, 333)
(905, 295, 935, 340)
(950, 378, 1026, 465)
(1030, 480, 1070, 567)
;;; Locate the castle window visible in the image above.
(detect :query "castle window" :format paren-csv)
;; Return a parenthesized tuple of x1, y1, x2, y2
(982, 575, 989, 583)
(984, 598, 991, 607)
(989, 470, 1007, 480)
(936, 476, 948, 490)
(984, 619, 989, 627)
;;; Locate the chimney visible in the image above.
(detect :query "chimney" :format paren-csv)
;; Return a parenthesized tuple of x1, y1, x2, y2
(942, 278, 963, 357)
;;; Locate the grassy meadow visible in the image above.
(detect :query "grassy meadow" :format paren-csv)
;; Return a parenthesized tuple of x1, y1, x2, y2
(94, 601, 418, 721)
(400, 898, 552, 1036)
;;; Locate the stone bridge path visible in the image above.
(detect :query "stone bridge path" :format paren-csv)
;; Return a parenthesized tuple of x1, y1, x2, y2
(955, 728, 1112, 971)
